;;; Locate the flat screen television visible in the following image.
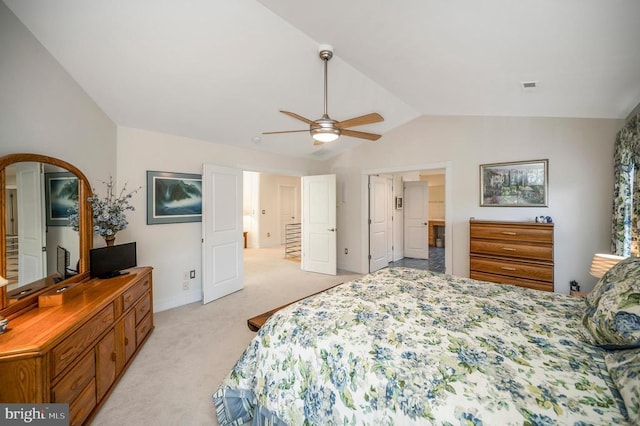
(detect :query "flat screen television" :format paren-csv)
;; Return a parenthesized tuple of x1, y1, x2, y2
(90, 242, 137, 279)
(56, 245, 70, 281)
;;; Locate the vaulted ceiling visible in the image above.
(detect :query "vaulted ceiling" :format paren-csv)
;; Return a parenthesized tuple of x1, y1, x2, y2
(5, 0, 640, 160)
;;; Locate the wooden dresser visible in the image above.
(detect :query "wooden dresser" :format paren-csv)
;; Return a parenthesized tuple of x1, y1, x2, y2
(0, 267, 153, 425)
(470, 220, 554, 292)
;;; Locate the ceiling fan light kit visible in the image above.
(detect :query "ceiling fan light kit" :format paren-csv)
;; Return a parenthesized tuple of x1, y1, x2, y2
(263, 45, 384, 144)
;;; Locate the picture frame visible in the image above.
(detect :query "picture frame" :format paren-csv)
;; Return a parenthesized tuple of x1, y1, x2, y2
(480, 159, 548, 207)
(146, 171, 202, 224)
(395, 196, 403, 209)
(45, 172, 78, 226)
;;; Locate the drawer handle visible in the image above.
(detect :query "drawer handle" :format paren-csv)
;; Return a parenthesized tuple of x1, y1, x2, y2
(59, 347, 78, 361)
(71, 378, 82, 391)
(500, 231, 517, 236)
(140, 325, 149, 335)
(501, 247, 516, 251)
(125, 295, 133, 303)
(501, 266, 517, 271)
(125, 337, 129, 346)
(111, 352, 117, 362)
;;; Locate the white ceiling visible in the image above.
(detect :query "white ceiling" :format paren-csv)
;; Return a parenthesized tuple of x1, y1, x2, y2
(5, 0, 640, 160)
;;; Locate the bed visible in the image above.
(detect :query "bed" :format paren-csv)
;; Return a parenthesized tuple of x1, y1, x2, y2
(213, 264, 640, 425)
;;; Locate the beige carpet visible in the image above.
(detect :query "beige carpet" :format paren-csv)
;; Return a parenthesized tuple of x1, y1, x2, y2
(91, 247, 362, 425)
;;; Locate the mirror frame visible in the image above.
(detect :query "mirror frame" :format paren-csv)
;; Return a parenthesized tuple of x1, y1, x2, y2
(0, 153, 93, 317)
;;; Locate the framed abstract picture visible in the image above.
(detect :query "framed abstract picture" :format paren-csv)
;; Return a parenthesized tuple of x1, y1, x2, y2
(480, 159, 548, 207)
(146, 171, 202, 224)
(45, 172, 78, 226)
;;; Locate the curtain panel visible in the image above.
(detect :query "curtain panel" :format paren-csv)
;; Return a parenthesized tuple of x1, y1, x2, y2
(612, 113, 640, 256)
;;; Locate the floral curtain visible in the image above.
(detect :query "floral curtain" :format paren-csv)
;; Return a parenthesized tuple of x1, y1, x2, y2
(611, 112, 640, 256)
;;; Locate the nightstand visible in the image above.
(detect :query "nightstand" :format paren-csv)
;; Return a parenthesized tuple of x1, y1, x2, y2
(570, 290, 588, 298)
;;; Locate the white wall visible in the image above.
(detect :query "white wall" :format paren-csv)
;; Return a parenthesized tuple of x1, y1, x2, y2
(0, 2, 116, 184)
(116, 127, 325, 312)
(330, 115, 623, 294)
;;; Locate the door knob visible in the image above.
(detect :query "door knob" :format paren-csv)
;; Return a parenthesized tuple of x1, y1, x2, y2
(328, 228, 336, 232)
(423, 222, 428, 225)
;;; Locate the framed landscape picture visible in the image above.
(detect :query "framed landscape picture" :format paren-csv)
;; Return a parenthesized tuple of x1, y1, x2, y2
(480, 159, 548, 207)
(146, 171, 202, 224)
(45, 172, 78, 226)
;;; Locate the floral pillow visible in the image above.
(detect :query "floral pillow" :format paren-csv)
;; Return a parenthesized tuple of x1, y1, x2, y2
(605, 348, 640, 424)
(582, 270, 640, 349)
(587, 257, 640, 307)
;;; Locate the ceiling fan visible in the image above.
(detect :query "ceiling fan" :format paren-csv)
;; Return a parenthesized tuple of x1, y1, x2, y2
(263, 45, 384, 145)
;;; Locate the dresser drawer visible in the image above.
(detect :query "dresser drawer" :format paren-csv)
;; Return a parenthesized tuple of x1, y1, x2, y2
(470, 256, 553, 283)
(135, 293, 151, 325)
(136, 313, 152, 345)
(470, 240, 553, 261)
(69, 378, 96, 426)
(470, 222, 553, 243)
(51, 351, 95, 403)
(51, 304, 114, 378)
(122, 275, 151, 311)
(470, 271, 553, 292)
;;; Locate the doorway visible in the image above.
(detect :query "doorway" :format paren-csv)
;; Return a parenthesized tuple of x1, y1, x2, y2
(365, 163, 451, 274)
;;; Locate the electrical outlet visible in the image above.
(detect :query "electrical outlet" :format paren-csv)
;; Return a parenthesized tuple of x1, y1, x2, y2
(190, 270, 196, 279)
(183, 281, 190, 291)
(344, 248, 348, 255)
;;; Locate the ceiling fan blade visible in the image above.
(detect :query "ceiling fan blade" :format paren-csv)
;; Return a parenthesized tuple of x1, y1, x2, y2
(341, 129, 382, 141)
(262, 129, 309, 135)
(280, 110, 315, 125)
(336, 113, 384, 129)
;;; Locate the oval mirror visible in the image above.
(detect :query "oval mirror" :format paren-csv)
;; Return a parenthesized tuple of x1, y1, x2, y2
(0, 154, 93, 315)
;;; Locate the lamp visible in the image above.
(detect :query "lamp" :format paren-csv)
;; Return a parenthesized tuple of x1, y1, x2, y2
(311, 126, 340, 143)
(311, 115, 341, 143)
(0, 275, 8, 333)
(589, 254, 626, 278)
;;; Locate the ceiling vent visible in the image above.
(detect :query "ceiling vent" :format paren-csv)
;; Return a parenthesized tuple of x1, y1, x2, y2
(521, 81, 538, 89)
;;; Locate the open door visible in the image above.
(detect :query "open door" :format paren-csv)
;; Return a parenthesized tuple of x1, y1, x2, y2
(302, 174, 336, 275)
(17, 162, 46, 285)
(202, 164, 243, 304)
(369, 175, 391, 272)
(403, 181, 429, 259)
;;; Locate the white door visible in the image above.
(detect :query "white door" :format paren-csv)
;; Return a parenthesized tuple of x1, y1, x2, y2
(369, 175, 390, 272)
(302, 174, 336, 275)
(17, 162, 46, 284)
(202, 164, 244, 304)
(403, 181, 429, 259)
(279, 185, 297, 245)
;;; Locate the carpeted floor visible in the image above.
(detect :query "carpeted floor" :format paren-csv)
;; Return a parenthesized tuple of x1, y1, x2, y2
(91, 247, 361, 426)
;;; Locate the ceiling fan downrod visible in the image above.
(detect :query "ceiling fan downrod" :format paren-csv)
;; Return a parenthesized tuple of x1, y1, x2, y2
(319, 46, 333, 119)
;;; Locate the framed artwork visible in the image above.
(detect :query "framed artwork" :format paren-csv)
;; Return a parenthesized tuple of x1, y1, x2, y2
(480, 159, 548, 207)
(45, 172, 78, 226)
(146, 171, 202, 224)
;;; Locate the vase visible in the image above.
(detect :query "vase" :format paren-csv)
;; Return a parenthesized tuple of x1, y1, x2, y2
(105, 236, 116, 247)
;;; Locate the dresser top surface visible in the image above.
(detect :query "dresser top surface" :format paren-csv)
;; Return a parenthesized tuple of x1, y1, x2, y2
(0, 266, 152, 357)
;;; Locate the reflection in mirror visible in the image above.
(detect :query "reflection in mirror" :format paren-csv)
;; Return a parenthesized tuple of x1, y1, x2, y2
(4, 163, 80, 293)
(1, 153, 93, 316)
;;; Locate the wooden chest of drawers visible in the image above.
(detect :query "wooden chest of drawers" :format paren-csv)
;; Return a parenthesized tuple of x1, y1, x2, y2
(470, 220, 554, 291)
(0, 267, 153, 425)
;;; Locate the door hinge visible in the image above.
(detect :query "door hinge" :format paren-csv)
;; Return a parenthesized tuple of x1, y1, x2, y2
(368, 254, 372, 260)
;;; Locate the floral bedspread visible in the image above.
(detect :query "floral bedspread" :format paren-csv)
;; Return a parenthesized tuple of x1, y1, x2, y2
(213, 268, 629, 425)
